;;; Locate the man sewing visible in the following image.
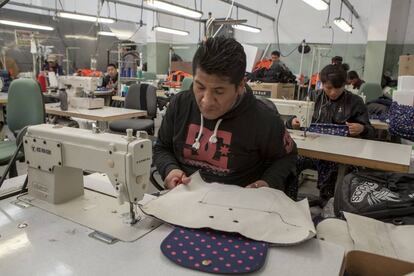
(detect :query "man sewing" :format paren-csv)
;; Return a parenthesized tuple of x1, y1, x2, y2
(347, 70, 365, 90)
(154, 37, 297, 195)
(101, 63, 118, 92)
(286, 64, 375, 199)
(43, 54, 63, 75)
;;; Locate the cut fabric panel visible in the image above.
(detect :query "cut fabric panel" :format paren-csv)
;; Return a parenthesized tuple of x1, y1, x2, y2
(161, 226, 268, 274)
(140, 172, 316, 245)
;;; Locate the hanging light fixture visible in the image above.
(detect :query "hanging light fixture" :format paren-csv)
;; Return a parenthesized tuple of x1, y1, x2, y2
(145, 0, 202, 18)
(0, 19, 54, 31)
(232, 24, 261, 33)
(153, 25, 189, 36)
(333, 18, 353, 32)
(333, 0, 353, 33)
(65, 34, 98, 41)
(57, 12, 115, 24)
(98, 31, 117, 37)
(301, 0, 329, 11)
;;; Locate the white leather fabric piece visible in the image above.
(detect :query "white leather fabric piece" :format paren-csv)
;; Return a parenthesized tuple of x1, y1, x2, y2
(317, 213, 414, 263)
(140, 172, 316, 245)
(345, 212, 414, 263)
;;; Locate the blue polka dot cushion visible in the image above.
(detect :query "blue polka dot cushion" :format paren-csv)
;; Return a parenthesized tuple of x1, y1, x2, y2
(161, 226, 268, 274)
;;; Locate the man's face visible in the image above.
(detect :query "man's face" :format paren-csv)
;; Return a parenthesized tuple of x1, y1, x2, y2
(323, 81, 345, 100)
(107, 66, 117, 78)
(48, 61, 56, 68)
(349, 78, 358, 85)
(271, 54, 279, 63)
(193, 68, 244, 120)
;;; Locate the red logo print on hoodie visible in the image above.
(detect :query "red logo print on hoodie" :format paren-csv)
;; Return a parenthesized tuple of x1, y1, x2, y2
(183, 123, 232, 174)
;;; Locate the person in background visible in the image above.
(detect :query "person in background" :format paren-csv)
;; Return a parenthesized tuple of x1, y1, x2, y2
(101, 63, 118, 92)
(331, 55, 350, 72)
(43, 54, 63, 75)
(154, 37, 298, 196)
(331, 56, 343, 65)
(270, 50, 291, 73)
(347, 70, 365, 90)
(286, 64, 375, 199)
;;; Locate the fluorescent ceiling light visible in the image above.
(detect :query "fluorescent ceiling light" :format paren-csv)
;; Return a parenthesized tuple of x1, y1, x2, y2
(146, 0, 202, 18)
(65, 34, 98, 41)
(153, 26, 189, 36)
(333, 17, 353, 32)
(98, 31, 117, 37)
(232, 24, 261, 33)
(0, 19, 54, 31)
(301, 0, 328, 11)
(57, 12, 115, 24)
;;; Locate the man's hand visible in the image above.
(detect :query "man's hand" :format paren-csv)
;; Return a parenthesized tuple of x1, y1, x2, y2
(346, 122, 364, 136)
(164, 169, 191, 190)
(291, 118, 301, 129)
(245, 180, 269, 189)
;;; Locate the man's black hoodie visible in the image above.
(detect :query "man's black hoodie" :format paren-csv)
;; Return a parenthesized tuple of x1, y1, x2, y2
(154, 85, 298, 190)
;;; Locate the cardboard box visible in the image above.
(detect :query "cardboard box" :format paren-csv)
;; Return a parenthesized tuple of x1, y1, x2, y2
(399, 55, 414, 76)
(248, 82, 295, 99)
(342, 251, 414, 276)
(171, 61, 192, 75)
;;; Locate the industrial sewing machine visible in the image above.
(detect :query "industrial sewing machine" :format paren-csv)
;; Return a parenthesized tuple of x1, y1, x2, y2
(269, 99, 315, 128)
(58, 76, 104, 109)
(18, 124, 160, 242)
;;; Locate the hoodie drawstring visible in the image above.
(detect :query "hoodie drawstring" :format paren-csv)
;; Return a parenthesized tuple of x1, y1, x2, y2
(209, 118, 223, 144)
(192, 115, 223, 150)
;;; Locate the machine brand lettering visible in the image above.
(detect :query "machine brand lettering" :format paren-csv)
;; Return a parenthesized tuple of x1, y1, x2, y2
(32, 146, 52, 155)
(137, 157, 151, 164)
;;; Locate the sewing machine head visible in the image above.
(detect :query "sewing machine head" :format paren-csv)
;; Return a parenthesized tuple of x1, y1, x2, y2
(58, 76, 99, 97)
(57, 76, 104, 109)
(23, 124, 152, 207)
(269, 99, 315, 128)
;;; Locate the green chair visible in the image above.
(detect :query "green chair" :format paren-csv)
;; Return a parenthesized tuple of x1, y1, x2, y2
(0, 79, 45, 179)
(180, 77, 193, 92)
(142, 72, 157, 80)
(359, 83, 383, 102)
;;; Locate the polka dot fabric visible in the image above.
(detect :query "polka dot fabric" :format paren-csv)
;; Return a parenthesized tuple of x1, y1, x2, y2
(308, 123, 349, 137)
(161, 227, 268, 274)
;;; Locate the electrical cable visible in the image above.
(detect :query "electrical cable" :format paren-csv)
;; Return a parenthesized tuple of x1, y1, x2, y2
(274, 0, 297, 57)
(124, 0, 145, 41)
(212, 0, 235, 38)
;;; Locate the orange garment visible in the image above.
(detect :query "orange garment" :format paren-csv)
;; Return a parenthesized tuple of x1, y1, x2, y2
(165, 71, 192, 88)
(253, 59, 272, 71)
(310, 73, 320, 86)
(76, 69, 103, 77)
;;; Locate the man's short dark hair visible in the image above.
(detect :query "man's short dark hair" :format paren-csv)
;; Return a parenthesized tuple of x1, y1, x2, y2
(192, 36, 246, 86)
(320, 64, 347, 88)
(348, 70, 359, 80)
(107, 63, 117, 69)
(271, 50, 280, 57)
(331, 56, 343, 64)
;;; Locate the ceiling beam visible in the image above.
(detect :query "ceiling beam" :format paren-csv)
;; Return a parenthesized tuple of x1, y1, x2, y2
(342, 0, 359, 19)
(7, 1, 145, 25)
(106, 0, 203, 22)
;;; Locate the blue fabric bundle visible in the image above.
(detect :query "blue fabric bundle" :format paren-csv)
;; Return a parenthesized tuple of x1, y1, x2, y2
(308, 123, 349, 137)
(388, 102, 414, 141)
